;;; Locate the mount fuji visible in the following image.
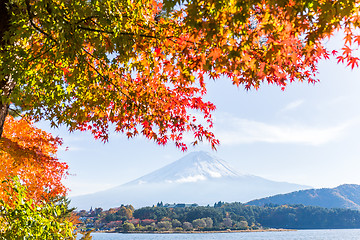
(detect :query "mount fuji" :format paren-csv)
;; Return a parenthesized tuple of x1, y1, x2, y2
(71, 151, 309, 210)
(125, 151, 241, 185)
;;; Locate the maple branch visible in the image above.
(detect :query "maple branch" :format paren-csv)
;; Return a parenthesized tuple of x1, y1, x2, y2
(7, 107, 31, 125)
(28, 44, 56, 62)
(81, 48, 145, 112)
(56, 10, 158, 40)
(76, 25, 161, 39)
(75, 16, 99, 25)
(25, 0, 55, 42)
(8, 107, 22, 117)
(76, 26, 114, 34)
(77, 25, 199, 54)
(58, 11, 195, 48)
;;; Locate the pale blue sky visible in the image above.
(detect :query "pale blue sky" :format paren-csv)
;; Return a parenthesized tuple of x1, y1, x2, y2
(36, 35, 360, 197)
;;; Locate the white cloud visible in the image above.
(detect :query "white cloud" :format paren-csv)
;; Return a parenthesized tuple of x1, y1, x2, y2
(174, 175, 207, 183)
(281, 99, 304, 112)
(214, 115, 352, 146)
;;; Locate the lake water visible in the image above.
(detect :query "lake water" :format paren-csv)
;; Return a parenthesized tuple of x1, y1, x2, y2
(85, 229, 360, 240)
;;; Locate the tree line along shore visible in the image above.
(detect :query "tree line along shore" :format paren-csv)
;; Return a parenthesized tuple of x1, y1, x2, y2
(76, 201, 360, 233)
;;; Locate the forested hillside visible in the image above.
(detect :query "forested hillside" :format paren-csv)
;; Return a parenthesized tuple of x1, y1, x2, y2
(77, 202, 360, 232)
(247, 185, 360, 210)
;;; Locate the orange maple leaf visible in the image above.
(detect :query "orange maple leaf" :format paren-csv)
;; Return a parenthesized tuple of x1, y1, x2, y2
(342, 46, 352, 56)
(344, 34, 352, 46)
(209, 48, 222, 61)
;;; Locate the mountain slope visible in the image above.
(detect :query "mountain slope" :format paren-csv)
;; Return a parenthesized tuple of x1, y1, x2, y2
(246, 184, 360, 210)
(125, 151, 242, 185)
(71, 151, 309, 210)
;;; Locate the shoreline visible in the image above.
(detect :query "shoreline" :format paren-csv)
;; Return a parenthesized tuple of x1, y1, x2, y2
(96, 228, 295, 234)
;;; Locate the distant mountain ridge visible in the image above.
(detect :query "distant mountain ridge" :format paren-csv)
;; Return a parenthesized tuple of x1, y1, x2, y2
(71, 151, 309, 210)
(246, 184, 360, 210)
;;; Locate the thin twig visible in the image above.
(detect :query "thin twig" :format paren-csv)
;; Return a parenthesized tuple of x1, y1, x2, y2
(25, 0, 55, 42)
(28, 44, 56, 62)
(8, 108, 32, 125)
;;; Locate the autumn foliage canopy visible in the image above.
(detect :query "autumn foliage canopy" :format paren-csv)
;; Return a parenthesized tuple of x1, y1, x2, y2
(0, 116, 68, 203)
(0, 0, 360, 151)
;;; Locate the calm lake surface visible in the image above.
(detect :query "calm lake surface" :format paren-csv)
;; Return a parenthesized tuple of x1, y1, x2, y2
(85, 229, 360, 240)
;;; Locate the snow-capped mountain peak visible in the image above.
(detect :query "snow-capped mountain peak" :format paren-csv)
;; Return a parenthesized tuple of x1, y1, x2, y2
(71, 151, 310, 209)
(126, 151, 242, 185)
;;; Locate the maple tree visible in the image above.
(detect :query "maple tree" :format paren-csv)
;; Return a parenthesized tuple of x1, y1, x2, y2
(0, 117, 74, 238)
(0, 0, 359, 150)
(0, 115, 68, 203)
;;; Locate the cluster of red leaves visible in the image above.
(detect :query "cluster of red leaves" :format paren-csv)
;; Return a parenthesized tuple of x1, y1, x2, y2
(0, 116, 68, 203)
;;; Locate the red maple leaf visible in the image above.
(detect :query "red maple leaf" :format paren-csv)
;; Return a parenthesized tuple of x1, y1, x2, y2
(347, 57, 360, 69)
(337, 55, 345, 64)
(354, 35, 360, 46)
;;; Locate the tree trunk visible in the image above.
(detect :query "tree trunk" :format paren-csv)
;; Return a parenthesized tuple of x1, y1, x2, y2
(0, 0, 11, 139)
(0, 71, 15, 139)
(0, 103, 9, 138)
(0, 74, 14, 139)
(0, 0, 10, 46)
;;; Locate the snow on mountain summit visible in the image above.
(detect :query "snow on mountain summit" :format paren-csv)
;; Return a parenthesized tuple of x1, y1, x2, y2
(126, 151, 242, 185)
